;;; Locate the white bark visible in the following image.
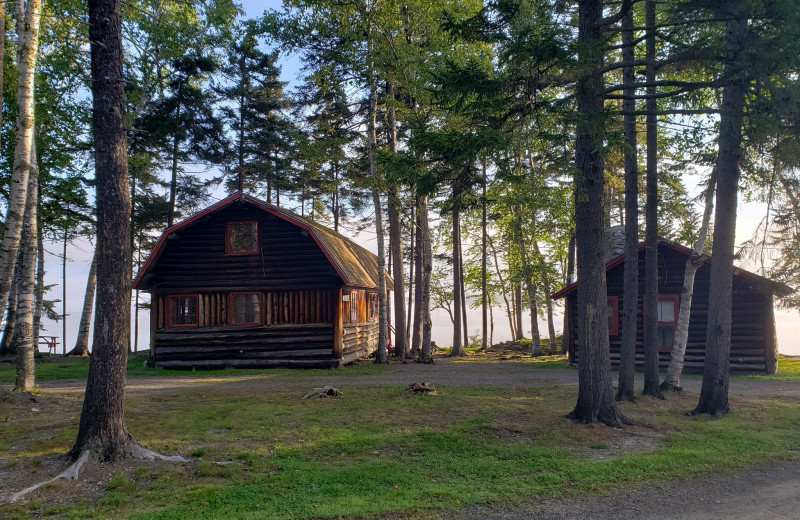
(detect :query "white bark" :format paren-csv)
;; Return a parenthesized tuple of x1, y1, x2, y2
(662, 174, 716, 389)
(0, 0, 42, 317)
(68, 247, 97, 356)
(13, 138, 39, 393)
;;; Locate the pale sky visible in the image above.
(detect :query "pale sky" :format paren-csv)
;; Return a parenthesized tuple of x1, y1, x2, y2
(34, 0, 800, 357)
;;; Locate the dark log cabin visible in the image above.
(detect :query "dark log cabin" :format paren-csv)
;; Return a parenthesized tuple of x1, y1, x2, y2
(133, 193, 391, 369)
(552, 238, 793, 374)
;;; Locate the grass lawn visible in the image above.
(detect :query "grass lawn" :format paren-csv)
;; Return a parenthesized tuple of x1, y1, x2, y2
(1, 355, 799, 519)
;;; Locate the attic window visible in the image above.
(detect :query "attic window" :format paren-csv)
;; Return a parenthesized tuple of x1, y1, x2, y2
(167, 295, 199, 328)
(226, 221, 259, 254)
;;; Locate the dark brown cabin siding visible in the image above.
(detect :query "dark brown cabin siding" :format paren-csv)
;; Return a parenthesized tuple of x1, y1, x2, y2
(568, 243, 773, 373)
(150, 204, 340, 293)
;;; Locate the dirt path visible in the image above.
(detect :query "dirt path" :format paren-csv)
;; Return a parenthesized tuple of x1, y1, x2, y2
(445, 461, 800, 520)
(33, 359, 800, 400)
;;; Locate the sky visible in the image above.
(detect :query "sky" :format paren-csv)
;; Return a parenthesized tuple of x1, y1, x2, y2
(33, 0, 800, 357)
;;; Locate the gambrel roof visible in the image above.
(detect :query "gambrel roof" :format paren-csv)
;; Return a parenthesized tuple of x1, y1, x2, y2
(551, 237, 794, 299)
(133, 193, 389, 290)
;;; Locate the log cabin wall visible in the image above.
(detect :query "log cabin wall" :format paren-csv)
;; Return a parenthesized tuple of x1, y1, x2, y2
(149, 203, 345, 368)
(567, 243, 775, 374)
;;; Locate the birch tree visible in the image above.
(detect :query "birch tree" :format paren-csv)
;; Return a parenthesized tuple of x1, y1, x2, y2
(0, 0, 42, 315)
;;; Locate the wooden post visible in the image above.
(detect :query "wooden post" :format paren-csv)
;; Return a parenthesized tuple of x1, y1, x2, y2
(333, 288, 344, 358)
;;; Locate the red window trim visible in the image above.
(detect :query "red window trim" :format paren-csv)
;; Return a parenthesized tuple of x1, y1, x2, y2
(166, 294, 200, 329)
(607, 295, 619, 336)
(228, 292, 263, 326)
(225, 221, 259, 255)
(656, 294, 680, 353)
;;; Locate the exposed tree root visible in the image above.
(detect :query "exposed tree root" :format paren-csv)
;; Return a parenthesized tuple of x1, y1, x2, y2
(660, 380, 683, 392)
(5, 445, 187, 504)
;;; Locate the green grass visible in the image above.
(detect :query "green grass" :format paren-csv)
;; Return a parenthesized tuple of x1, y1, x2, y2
(739, 356, 800, 382)
(0, 352, 388, 383)
(2, 369, 799, 519)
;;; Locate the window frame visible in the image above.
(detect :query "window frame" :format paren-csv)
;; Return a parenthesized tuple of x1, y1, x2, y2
(607, 295, 619, 336)
(228, 292, 263, 326)
(368, 292, 379, 320)
(225, 221, 259, 255)
(166, 294, 200, 329)
(349, 290, 359, 323)
(655, 294, 680, 353)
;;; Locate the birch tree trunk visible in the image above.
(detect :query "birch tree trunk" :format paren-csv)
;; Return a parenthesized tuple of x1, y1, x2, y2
(13, 140, 40, 393)
(661, 176, 715, 390)
(0, 0, 42, 316)
(33, 231, 44, 352)
(0, 274, 19, 355)
(67, 248, 97, 357)
(411, 196, 423, 356)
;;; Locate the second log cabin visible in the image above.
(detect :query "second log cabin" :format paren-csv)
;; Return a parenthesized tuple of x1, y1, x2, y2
(133, 193, 391, 369)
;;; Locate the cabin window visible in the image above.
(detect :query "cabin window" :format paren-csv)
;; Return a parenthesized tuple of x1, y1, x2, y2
(607, 296, 619, 336)
(229, 292, 262, 325)
(167, 295, 199, 328)
(349, 291, 359, 322)
(656, 294, 680, 352)
(226, 221, 259, 254)
(369, 293, 379, 320)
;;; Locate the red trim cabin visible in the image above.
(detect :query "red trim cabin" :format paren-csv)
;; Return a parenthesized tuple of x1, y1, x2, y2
(133, 193, 390, 369)
(552, 238, 793, 374)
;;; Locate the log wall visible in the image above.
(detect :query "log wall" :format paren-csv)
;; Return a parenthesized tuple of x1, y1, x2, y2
(567, 244, 775, 373)
(150, 204, 340, 293)
(340, 320, 379, 366)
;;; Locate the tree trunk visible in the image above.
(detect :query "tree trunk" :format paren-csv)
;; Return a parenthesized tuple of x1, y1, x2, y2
(366, 27, 388, 365)
(419, 195, 434, 363)
(642, 0, 664, 399)
(616, 6, 639, 402)
(481, 173, 488, 351)
(13, 139, 39, 393)
(411, 196, 423, 356)
(489, 235, 515, 339)
(460, 240, 468, 349)
(62, 219, 68, 352)
(514, 284, 523, 340)
(0, 2, 5, 151)
(519, 220, 539, 351)
(386, 84, 407, 358)
(561, 228, 575, 354)
(450, 206, 465, 356)
(67, 248, 98, 357)
(567, 0, 627, 427)
(167, 90, 182, 228)
(533, 241, 557, 353)
(693, 9, 748, 418)
(661, 176, 715, 390)
(0, 0, 42, 318)
(33, 229, 44, 352)
(71, 0, 135, 460)
(407, 216, 414, 347)
(0, 274, 19, 355)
